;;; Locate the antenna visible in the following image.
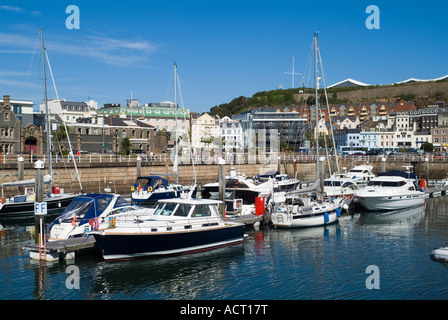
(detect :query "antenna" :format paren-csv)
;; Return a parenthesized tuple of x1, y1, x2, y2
(284, 57, 302, 89)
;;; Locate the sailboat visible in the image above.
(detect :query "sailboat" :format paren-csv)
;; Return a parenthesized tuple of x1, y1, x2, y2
(131, 63, 197, 206)
(270, 33, 344, 228)
(0, 30, 80, 219)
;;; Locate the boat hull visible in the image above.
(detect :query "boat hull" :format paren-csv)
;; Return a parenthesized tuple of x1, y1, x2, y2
(94, 224, 245, 261)
(430, 247, 448, 263)
(0, 194, 76, 219)
(271, 209, 339, 228)
(356, 194, 425, 211)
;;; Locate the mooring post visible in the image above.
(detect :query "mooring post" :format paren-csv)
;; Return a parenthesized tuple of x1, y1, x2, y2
(18, 156, 24, 194)
(34, 160, 44, 244)
(381, 157, 386, 172)
(136, 156, 141, 178)
(218, 157, 226, 220)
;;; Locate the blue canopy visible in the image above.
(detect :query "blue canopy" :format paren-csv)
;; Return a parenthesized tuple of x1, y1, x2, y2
(134, 176, 169, 189)
(51, 194, 129, 226)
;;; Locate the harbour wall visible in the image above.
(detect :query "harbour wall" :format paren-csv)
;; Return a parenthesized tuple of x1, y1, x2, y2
(0, 156, 447, 197)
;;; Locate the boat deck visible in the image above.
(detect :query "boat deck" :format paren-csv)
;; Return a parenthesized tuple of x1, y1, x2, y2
(25, 236, 97, 259)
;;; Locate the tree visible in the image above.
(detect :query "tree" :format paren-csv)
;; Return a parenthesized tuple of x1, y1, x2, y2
(120, 136, 132, 155)
(421, 142, 433, 153)
(54, 124, 67, 141)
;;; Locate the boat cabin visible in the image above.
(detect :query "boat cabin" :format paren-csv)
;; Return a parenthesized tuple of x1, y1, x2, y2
(51, 194, 131, 226)
(152, 199, 222, 219)
(133, 176, 169, 192)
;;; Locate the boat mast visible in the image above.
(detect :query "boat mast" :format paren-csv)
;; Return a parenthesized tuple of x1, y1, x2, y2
(314, 32, 320, 185)
(40, 29, 52, 192)
(174, 63, 179, 184)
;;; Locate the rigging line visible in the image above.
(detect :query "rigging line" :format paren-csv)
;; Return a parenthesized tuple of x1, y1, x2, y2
(317, 46, 341, 176)
(317, 46, 346, 197)
(45, 51, 83, 192)
(55, 135, 75, 192)
(165, 67, 174, 102)
(22, 31, 40, 99)
(175, 69, 197, 186)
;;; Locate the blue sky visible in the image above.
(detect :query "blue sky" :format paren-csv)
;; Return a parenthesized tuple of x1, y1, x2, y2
(0, 0, 447, 113)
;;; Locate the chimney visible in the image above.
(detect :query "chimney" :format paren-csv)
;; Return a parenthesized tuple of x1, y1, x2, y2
(3, 95, 10, 108)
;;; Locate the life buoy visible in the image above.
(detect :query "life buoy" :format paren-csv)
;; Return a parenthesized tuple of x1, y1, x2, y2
(71, 217, 76, 226)
(0, 197, 4, 204)
(89, 218, 99, 230)
(148, 186, 153, 192)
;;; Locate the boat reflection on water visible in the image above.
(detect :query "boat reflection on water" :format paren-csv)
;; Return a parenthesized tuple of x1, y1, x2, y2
(90, 244, 245, 299)
(265, 223, 341, 248)
(357, 204, 426, 228)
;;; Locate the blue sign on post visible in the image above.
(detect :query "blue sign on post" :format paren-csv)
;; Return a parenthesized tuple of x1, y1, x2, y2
(35, 202, 48, 216)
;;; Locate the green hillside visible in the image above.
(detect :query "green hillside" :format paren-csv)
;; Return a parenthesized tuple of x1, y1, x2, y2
(209, 79, 448, 118)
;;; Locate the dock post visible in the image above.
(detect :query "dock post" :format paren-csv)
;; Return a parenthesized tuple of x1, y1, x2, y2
(18, 156, 24, 194)
(218, 157, 226, 220)
(381, 157, 386, 172)
(34, 160, 45, 247)
(136, 156, 141, 178)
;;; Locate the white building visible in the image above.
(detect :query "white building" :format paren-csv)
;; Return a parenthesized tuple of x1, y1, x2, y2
(39, 99, 97, 124)
(191, 113, 220, 150)
(220, 116, 243, 151)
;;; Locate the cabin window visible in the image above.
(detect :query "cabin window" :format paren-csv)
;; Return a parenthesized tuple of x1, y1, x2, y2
(173, 204, 192, 217)
(191, 205, 212, 217)
(154, 203, 177, 216)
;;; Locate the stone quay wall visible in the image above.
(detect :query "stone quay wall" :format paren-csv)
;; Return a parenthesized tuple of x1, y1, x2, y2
(0, 156, 447, 197)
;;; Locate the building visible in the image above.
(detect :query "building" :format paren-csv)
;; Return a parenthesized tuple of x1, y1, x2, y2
(431, 127, 448, 151)
(97, 101, 190, 137)
(333, 127, 361, 149)
(55, 116, 162, 154)
(190, 113, 220, 150)
(220, 116, 243, 151)
(39, 99, 97, 124)
(0, 95, 34, 126)
(0, 95, 21, 154)
(409, 105, 443, 132)
(236, 106, 308, 150)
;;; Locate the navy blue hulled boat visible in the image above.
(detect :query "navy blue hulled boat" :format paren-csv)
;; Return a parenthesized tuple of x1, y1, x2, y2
(131, 176, 197, 206)
(92, 198, 245, 261)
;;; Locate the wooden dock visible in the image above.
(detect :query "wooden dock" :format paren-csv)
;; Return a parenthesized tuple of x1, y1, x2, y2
(25, 236, 97, 262)
(225, 214, 264, 227)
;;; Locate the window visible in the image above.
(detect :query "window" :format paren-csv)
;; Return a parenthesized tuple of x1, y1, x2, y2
(154, 203, 177, 216)
(173, 204, 192, 217)
(191, 205, 212, 217)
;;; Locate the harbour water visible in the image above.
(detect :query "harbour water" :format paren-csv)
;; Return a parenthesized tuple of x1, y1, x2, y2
(1, 196, 448, 301)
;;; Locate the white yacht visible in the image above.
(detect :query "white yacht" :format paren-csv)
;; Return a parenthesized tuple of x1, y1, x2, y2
(270, 194, 344, 228)
(355, 169, 426, 211)
(323, 165, 375, 200)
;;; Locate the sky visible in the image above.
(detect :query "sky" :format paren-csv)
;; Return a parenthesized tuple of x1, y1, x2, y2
(0, 0, 447, 113)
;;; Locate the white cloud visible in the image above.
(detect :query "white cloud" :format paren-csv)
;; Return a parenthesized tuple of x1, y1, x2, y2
(0, 31, 159, 67)
(0, 5, 41, 15)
